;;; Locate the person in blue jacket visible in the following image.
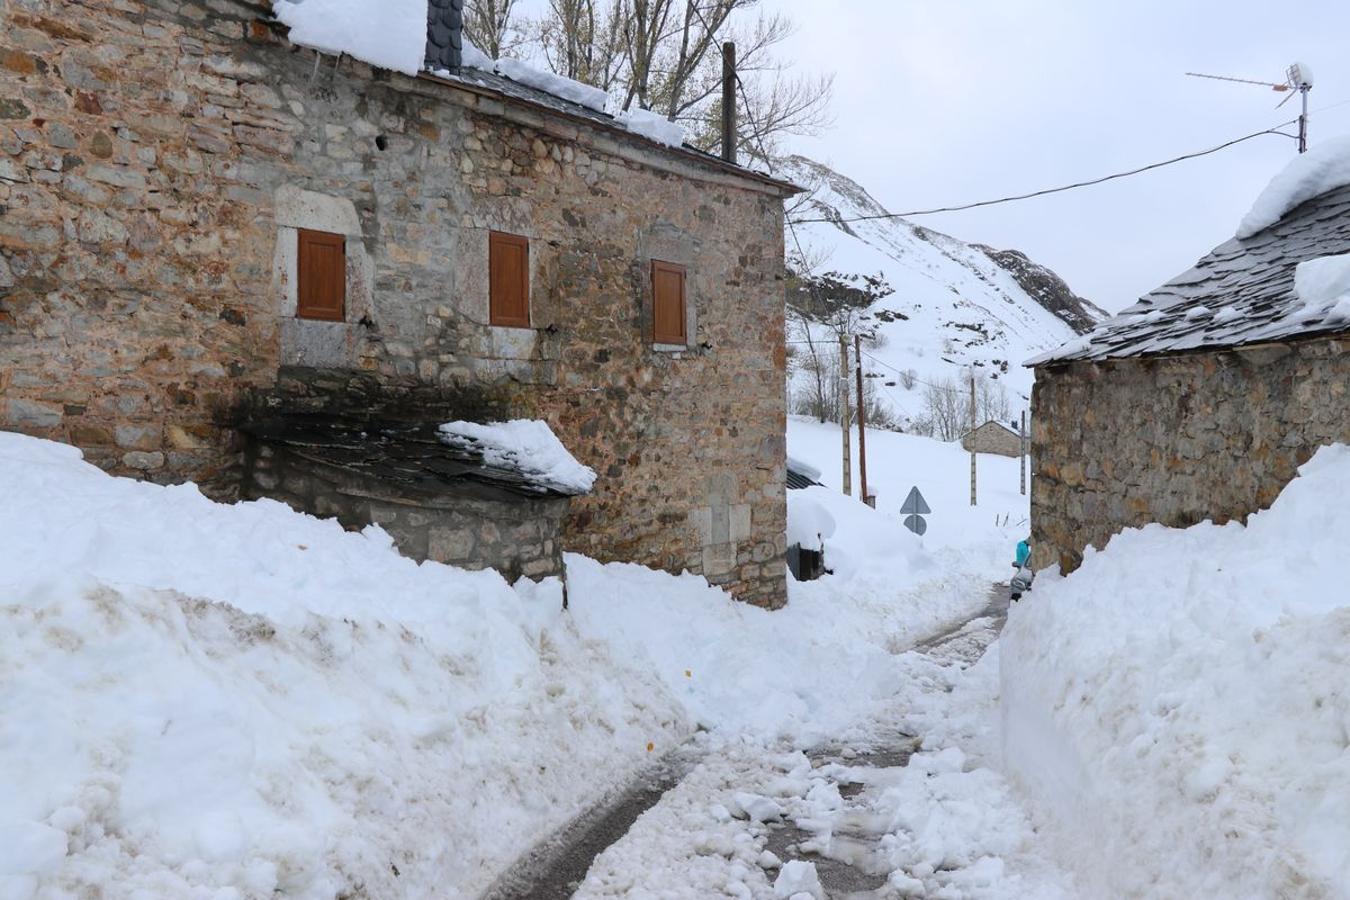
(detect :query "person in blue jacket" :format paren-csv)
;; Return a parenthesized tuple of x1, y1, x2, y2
(1011, 537, 1033, 601)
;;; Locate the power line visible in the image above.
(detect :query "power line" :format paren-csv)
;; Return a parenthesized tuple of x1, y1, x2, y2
(787, 122, 1300, 226)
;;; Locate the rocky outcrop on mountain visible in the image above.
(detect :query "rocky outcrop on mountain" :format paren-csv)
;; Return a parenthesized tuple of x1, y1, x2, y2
(974, 246, 1106, 335)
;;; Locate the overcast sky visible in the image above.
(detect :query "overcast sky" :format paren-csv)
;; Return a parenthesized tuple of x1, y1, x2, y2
(769, 0, 1350, 312)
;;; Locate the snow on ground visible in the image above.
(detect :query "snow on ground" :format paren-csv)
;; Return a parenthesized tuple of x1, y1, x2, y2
(573, 613, 1079, 899)
(438, 418, 597, 494)
(0, 420, 1026, 898)
(273, 0, 427, 75)
(0, 432, 687, 899)
(1238, 133, 1350, 238)
(1002, 443, 1350, 898)
(787, 415, 1029, 569)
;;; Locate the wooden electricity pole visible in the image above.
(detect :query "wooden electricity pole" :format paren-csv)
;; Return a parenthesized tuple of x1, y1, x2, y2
(854, 334, 869, 506)
(839, 333, 852, 496)
(720, 42, 737, 164)
(968, 369, 977, 506)
(1020, 409, 1027, 496)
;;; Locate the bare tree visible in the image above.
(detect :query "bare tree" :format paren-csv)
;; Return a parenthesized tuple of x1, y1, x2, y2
(914, 372, 1012, 441)
(464, 0, 522, 58)
(480, 1, 831, 155)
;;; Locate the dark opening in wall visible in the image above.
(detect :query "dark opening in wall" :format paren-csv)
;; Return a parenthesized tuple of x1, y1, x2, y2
(375, 134, 388, 151)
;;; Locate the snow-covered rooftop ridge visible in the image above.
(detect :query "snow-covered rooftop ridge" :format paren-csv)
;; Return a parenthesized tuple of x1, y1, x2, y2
(1237, 134, 1350, 238)
(437, 419, 596, 495)
(274, 1, 687, 149)
(1031, 178, 1350, 366)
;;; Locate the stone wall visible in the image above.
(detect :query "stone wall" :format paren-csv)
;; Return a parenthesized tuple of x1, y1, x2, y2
(0, 0, 791, 605)
(1031, 335, 1350, 573)
(961, 420, 1023, 458)
(243, 441, 570, 582)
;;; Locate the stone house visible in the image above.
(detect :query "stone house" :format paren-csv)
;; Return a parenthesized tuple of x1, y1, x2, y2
(960, 419, 1023, 458)
(0, 0, 801, 605)
(1030, 180, 1350, 574)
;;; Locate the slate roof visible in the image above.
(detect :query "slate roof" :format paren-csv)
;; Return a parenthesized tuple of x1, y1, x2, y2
(962, 419, 1021, 440)
(786, 456, 823, 491)
(1032, 183, 1350, 365)
(425, 65, 801, 196)
(244, 417, 587, 499)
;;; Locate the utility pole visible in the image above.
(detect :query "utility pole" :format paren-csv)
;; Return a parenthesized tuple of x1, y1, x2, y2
(721, 42, 737, 164)
(968, 369, 977, 506)
(839, 333, 852, 496)
(1019, 409, 1027, 496)
(854, 334, 869, 506)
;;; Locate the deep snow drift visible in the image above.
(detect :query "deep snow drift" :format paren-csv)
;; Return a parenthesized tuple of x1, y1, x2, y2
(0, 433, 687, 899)
(0, 428, 999, 897)
(1001, 444, 1350, 898)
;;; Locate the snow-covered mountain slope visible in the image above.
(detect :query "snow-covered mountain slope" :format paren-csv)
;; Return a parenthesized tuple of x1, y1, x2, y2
(780, 154, 1105, 423)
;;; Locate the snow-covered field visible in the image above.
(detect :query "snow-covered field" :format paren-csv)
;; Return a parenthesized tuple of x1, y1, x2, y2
(788, 415, 1029, 568)
(1002, 444, 1350, 899)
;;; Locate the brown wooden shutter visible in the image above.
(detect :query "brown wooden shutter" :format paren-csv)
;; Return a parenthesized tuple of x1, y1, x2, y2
(651, 260, 687, 345)
(489, 231, 530, 328)
(296, 229, 346, 322)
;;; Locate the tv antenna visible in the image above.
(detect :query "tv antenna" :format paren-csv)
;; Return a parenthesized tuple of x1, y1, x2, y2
(1186, 62, 1314, 153)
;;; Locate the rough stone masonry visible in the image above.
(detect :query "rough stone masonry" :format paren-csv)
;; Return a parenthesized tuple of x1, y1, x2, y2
(0, 0, 798, 606)
(1031, 335, 1350, 574)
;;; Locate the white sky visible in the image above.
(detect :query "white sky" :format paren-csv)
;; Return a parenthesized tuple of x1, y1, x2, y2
(769, 0, 1350, 311)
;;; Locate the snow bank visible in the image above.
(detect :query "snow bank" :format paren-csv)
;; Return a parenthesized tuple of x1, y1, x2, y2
(274, 0, 427, 75)
(1001, 444, 1350, 897)
(0, 432, 684, 897)
(438, 418, 597, 494)
(1237, 134, 1350, 238)
(568, 483, 991, 743)
(614, 106, 686, 147)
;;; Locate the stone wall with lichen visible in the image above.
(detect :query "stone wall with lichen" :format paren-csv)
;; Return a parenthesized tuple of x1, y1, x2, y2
(1031, 335, 1350, 574)
(0, 0, 790, 605)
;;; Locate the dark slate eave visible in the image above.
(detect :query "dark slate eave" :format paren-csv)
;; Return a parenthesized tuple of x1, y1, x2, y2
(422, 65, 802, 197)
(1032, 182, 1350, 367)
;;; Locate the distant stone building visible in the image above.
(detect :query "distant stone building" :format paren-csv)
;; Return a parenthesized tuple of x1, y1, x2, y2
(1030, 181, 1350, 574)
(0, 0, 800, 604)
(961, 419, 1024, 457)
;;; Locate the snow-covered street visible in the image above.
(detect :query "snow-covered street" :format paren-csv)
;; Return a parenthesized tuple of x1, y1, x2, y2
(562, 587, 1078, 900)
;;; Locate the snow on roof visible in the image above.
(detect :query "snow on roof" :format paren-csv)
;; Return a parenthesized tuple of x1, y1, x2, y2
(272, 1, 691, 152)
(494, 57, 609, 114)
(437, 419, 596, 495)
(1238, 135, 1350, 239)
(1031, 181, 1350, 366)
(273, 0, 427, 76)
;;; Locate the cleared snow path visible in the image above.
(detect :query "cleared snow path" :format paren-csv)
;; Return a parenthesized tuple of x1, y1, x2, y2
(509, 585, 1077, 899)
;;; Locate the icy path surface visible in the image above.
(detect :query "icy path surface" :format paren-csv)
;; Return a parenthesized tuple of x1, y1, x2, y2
(569, 588, 1080, 899)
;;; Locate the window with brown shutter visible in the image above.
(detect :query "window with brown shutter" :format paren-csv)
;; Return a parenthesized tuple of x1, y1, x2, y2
(651, 260, 687, 345)
(296, 229, 346, 322)
(489, 231, 530, 328)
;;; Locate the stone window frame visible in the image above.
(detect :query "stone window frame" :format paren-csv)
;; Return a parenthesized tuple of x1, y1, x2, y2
(273, 186, 372, 326)
(272, 186, 375, 369)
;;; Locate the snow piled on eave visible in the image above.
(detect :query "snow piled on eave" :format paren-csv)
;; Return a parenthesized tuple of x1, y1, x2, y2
(437, 419, 597, 494)
(1237, 134, 1350, 238)
(273, 0, 427, 75)
(274, 1, 688, 149)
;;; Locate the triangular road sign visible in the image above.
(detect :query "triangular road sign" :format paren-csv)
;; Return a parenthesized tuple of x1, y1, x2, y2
(900, 486, 931, 515)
